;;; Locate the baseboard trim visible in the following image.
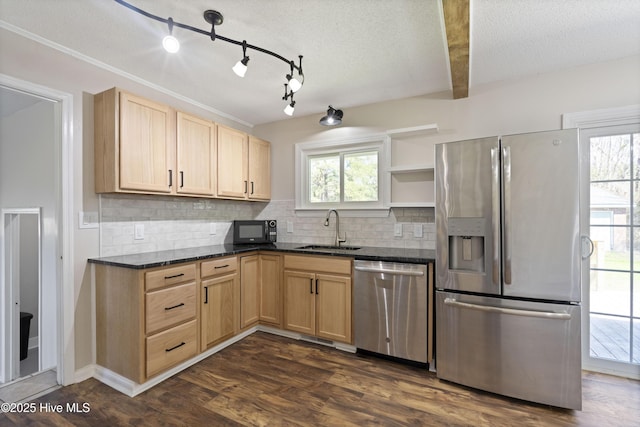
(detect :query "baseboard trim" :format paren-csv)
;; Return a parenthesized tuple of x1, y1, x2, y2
(93, 326, 258, 397)
(89, 325, 354, 396)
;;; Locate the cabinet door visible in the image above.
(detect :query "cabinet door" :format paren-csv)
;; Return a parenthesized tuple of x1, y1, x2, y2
(240, 255, 260, 328)
(283, 270, 316, 336)
(259, 254, 281, 326)
(176, 112, 216, 196)
(201, 274, 237, 350)
(248, 136, 271, 200)
(217, 124, 248, 199)
(119, 91, 173, 193)
(316, 274, 352, 343)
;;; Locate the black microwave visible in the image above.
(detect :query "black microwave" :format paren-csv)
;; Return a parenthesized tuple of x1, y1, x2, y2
(233, 220, 277, 244)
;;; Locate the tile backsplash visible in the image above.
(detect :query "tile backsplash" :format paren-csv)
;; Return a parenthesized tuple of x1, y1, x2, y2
(99, 195, 435, 257)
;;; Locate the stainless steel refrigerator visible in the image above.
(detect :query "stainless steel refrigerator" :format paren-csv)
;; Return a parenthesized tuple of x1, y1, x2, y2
(435, 129, 587, 410)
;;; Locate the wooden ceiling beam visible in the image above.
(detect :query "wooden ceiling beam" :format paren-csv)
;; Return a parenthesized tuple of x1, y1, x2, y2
(442, 0, 470, 99)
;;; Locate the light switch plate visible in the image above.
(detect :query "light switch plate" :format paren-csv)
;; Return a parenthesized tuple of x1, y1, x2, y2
(209, 222, 216, 235)
(394, 223, 403, 237)
(413, 224, 423, 238)
(287, 221, 294, 233)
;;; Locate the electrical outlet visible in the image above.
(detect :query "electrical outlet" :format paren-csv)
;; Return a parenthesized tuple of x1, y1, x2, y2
(394, 223, 403, 237)
(287, 221, 294, 233)
(413, 224, 423, 238)
(134, 223, 144, 240)
(209, 222, 216, 235)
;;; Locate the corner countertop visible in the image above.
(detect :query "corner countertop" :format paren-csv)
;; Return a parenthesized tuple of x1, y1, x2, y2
(87, 242, 435, 270)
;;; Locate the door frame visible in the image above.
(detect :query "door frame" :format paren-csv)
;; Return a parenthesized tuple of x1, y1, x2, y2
(0, 73, 75, 386)
(564, 104, 640, 379)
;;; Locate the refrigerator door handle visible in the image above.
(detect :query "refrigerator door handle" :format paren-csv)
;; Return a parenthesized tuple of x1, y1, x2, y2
(443, 298, 572, 320)
(491, 147, 500, 286)
(502, 145, 512, 285)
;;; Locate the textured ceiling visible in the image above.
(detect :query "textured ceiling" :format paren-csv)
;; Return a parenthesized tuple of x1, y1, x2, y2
(0, 0, 639, 126)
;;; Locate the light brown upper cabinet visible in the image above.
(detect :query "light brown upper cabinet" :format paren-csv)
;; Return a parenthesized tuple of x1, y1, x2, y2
(95, 88, 174, 194)
(217, 124, 271, 201)
(95, 88, 269, 200)
(176, 111, 216, 196)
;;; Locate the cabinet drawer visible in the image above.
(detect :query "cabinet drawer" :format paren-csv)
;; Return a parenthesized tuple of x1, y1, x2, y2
(284, 255, 351, 275)
(146, 319, 198, 378)
(146, 283, 196, 334)
(201, 256, 237, 278)
(145, 264, 196, 291)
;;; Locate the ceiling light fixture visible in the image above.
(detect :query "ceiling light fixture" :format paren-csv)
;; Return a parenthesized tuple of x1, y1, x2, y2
(162, 17, 180, 53)
(115, 0, 304, 116)
(232, 40, 250, 77)
(319, 106, 343, 126)
(282, 84, 296, 116)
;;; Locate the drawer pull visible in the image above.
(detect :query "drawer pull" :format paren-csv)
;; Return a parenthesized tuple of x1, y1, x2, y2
(165, 342, 186, 352)
(165, 303, 185, 311)
(214, 264, 230, 269)
(164, 273, 185, 280)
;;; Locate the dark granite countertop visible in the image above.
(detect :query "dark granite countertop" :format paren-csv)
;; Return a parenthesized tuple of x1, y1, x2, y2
(87, 242, 435, 269)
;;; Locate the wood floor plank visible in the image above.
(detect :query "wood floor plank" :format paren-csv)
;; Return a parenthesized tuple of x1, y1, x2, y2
(1, 331, 639, 426)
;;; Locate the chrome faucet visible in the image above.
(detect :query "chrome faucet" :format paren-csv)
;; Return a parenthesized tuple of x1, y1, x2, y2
(324, 209, 347, 247)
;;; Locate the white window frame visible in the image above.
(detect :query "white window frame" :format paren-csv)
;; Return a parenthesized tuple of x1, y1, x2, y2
(295, 135, 390, 217)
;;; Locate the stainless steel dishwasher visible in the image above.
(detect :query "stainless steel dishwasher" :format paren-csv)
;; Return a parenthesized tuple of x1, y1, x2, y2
(354, 260, 428, 363)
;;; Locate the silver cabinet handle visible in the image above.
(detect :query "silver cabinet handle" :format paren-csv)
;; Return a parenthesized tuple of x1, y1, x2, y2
(443, 298, 571, 320)
(354, 266, 424, 276)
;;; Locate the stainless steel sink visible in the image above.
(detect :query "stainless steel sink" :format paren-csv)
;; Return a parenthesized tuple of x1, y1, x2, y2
(295, 245, 361, 251)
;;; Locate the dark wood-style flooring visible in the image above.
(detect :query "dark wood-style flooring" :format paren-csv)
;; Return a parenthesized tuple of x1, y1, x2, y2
(2, 332, 639, 426)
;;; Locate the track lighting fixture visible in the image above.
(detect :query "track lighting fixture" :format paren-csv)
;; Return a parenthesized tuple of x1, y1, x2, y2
(162, 17, 180, 53)
(282, 84, 296, 116)
(115, 0, 304, 116)
(232, 40, 250, 77)
(319, 106, 344, 126)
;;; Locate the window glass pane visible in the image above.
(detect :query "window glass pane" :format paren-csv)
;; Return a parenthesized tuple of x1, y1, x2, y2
(590, 313, 630, 362)
(590, 134, 632, 181)
(344, 151, 378, 202)
(309, 155, 340, 203)
(590, 225, 630, 271)
(590, 270, 630, 316)
(591, 182, 630, 225)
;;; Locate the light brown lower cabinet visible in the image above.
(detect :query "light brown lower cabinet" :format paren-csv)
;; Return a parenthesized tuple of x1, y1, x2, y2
(283, 255, 352, 344)
(95, 262, 199, 384)
(240, 254, 260, 328)
(200, 256, 239, 351)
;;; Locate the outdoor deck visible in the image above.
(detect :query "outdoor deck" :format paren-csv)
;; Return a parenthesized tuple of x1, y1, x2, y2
(590, 314, 640, 364)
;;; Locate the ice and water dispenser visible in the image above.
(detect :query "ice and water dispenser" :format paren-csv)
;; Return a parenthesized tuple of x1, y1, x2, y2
(447, 217, 486, 273)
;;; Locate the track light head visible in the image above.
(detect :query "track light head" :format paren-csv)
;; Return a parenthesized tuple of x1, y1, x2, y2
(284, 101, 295, 116)
(162, 17, 180, 53)
(233, 40, 250, 77)
(319, 106, 343, 126)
